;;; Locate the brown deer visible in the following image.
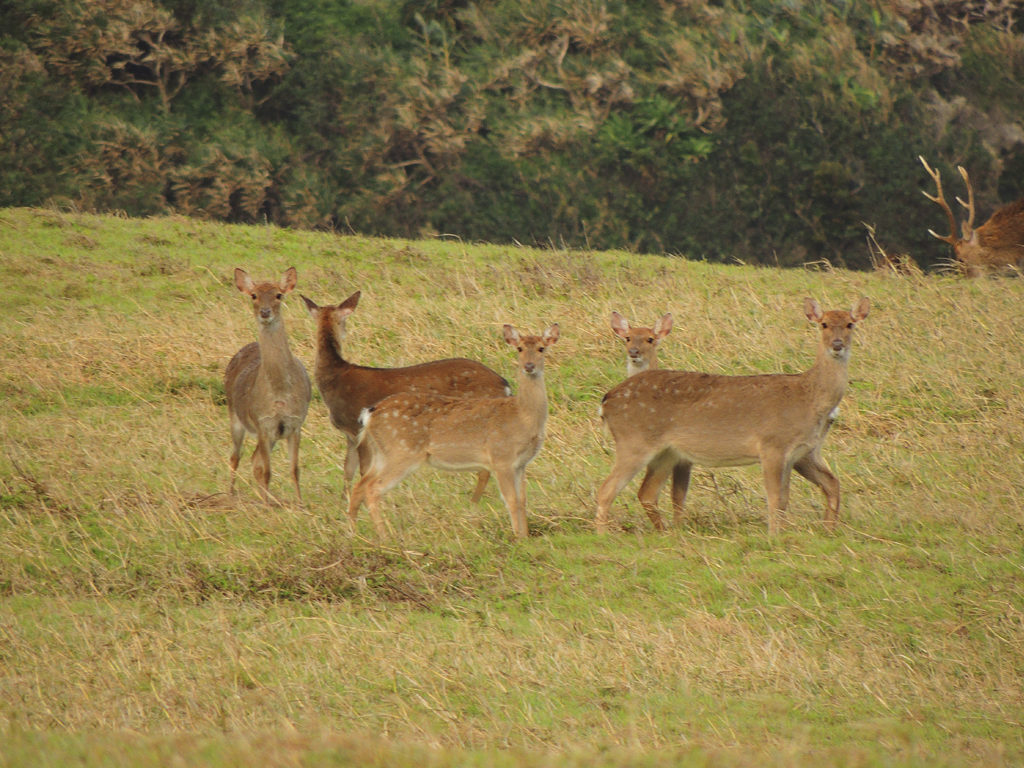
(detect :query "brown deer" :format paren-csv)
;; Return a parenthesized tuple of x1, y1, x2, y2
(920, 155, 1024, 276)
(610, 310, 688, 530)
(610, 310, 673, 377)
(596, 298, 870, 535)
(225, 267, 312, 503)
(301, 291, 511, 501)
(348, 324, 560, 539)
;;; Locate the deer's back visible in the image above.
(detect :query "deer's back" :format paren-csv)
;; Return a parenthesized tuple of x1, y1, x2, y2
(602, 369, 831, 462)
(366, 391, 542, 468)
(318, 357, 510, 436)
(973, 198, 1024, 268)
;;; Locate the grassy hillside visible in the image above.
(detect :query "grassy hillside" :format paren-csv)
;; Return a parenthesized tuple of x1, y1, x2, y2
(0, 207, 1022, 767)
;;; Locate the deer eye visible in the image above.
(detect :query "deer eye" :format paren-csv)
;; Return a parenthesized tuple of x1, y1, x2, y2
(276, 293, 283, 300)
(538, 347, 545, 353)
(821, 322, 828, 329)
(517, 347, 523, 352)
(647, 337, 655, 344)
(250, 293, 258, 300)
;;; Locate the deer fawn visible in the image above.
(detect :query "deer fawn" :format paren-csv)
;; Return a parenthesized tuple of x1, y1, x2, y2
(920, 156, 1024, 276)
(348, 324, 560, 539)
(596, 298, 870, 535)
(224, 267, 312, 503)
(301, 291, 511, 501)
(610, 310, 688, 530)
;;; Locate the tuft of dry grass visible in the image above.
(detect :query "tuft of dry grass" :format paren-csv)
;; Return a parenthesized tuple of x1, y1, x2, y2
(1, 208, 1023, 766)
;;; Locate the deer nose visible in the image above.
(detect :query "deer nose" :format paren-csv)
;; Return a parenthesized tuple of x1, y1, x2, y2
(260, 308, 272, 319)
(523, 362, 536, 373)
(831, 339, 845, 351)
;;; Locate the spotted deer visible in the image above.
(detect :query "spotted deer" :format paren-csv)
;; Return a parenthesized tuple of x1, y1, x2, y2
(225, 267, 312, 503)
(920, 156, 1024, 276)
(348, 324, 560, 539)
(609, 310, 688, 530)
(301, 291, 511, 501)
(596, 298, 870, 535)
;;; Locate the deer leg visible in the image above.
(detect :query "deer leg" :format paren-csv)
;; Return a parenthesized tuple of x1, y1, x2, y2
(347, 472, 389, 538)
(595, 450, 652, 533)
(670, 461, 693, 525)
(470, 470, 491, 504)
(637, 452, 676, 531)
(228, 416, 246, 495)
(347, 476, 367, 531)
(513, 470, 529, 539)
(251, 435, 272, 503)
(794, 454, 840, 531)
(364, 478, 388, 538)
(287, 430, 303, 505)
(760, 455, 792, 536)
(493, 468, 528, 539)
(343, 434, 360, 482)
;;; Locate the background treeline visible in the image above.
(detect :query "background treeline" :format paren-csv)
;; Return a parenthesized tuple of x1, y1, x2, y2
(2, 0, 1022, 269)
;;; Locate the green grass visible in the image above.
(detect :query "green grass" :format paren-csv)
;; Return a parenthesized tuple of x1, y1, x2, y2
(1, 206, 1022, 766)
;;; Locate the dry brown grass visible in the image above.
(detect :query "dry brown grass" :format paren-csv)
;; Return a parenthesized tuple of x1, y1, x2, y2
(1, 208, 1022, 765)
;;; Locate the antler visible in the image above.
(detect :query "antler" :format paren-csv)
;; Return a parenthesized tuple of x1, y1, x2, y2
(919, 156, 958, 245)
(956, 165, 975, 239)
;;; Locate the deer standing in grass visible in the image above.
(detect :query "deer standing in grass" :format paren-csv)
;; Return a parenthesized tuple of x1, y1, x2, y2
(610, 310, 688, 530)
(301, 291, 511, 501)
(225, 267, 312, 503)
(596, 298, 870, 535)
(920, 156, 1024, 276)
(348, 324, 560, 539)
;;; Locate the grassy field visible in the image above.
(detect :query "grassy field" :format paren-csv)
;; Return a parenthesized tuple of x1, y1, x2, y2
(0, 207, 1022, 767)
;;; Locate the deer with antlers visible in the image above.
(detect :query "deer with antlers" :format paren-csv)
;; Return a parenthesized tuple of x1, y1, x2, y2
(920, 156, 1024, 276)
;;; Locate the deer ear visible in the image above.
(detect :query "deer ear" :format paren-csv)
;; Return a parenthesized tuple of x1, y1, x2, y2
(300, 294, 319, 319)
(543, 324, 560, 345)
(804, 297, 823, 323)
(281, 267, 298, 294)
(234, 268, 254, 294)
(610, 311, 629, 338)
(654, 313, 673, 338)
(852, 297, 870, 322)
(339, 290, 361, 312)
(503, 325, 520, 346)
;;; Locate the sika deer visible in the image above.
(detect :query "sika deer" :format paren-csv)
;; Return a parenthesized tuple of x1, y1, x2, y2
(610, 310, 673, 377)
(596, 298, 870, 535)
(301, 291, 511, 501)
(610, 310, 688, 530)
(348, 324, 560, 539)
(225, 267, 312, 503)
(920, 156, 1024, 276)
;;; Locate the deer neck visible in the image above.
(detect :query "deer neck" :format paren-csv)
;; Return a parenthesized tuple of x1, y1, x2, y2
(627, 358, 652, 378)
(807, 345, 851, 410)
(314, 318, 349, 374)
(515, 369, 549, 427)
(257, 320, 300, 387)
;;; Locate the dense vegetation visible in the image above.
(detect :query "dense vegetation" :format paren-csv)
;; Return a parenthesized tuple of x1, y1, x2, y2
(1, 1, 1023, 268)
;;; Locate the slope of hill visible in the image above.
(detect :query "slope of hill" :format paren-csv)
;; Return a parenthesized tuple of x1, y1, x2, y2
(1, 207, 1022, 766)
